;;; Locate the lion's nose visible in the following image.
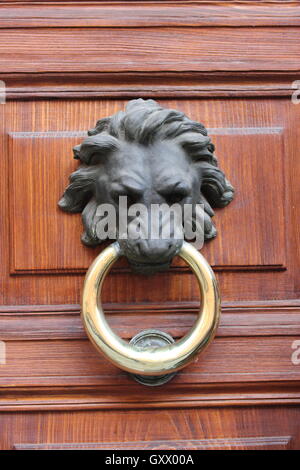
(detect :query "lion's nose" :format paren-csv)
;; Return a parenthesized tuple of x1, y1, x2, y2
(135, 239, 179, 263)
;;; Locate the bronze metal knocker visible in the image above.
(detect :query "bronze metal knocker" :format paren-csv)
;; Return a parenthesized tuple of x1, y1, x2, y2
(59, 99, 234, 385)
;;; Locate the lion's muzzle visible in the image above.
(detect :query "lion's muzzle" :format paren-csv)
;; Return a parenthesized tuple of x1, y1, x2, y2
(119, 238, 183, 275)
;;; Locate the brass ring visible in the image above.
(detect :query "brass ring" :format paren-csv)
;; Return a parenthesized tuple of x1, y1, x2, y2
(81, 241, 220, 376)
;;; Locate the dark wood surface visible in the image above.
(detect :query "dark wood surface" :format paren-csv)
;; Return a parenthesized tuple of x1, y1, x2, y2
(0, 0, 299, 450)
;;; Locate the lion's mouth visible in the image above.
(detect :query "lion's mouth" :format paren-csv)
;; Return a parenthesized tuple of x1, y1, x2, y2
(128, 259, 171, 275)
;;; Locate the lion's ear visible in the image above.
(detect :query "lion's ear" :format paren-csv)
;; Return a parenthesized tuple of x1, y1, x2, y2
(75, 133, 120, 165)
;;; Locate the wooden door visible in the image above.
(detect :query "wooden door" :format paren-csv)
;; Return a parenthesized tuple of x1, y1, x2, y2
(0, 1, 299, 450)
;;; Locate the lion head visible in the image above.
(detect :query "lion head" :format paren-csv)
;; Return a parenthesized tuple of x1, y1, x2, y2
(59, 99, 234, 274)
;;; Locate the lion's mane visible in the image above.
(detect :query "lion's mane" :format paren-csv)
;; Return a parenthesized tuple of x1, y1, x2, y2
(59, 99, 234, 246)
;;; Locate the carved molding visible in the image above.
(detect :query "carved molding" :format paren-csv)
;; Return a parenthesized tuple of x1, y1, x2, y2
(1, 301, 300, 340)
(13, 436, 292, 450)
(2, 72, 298, 100)
(2, 381, 300, 412)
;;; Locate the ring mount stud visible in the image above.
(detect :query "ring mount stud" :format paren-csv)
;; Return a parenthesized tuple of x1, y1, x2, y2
(129, 330, 176, 386)
(81, 241, 221, 386)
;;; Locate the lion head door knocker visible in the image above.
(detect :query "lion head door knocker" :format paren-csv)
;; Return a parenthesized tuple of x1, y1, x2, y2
(59, 99, 234, 386)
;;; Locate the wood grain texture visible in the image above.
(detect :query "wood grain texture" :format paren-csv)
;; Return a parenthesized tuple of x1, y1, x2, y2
(0, 2, 300, 28)
(1, 336, 299, 388)
(0, 407, 296, 450)
(0, 27, 300, 74)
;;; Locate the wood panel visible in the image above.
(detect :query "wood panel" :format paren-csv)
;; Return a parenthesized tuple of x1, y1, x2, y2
(8, 113, 286, 274)
(0, 407, 297, 450)
(1, 335, 299, 387)
(9, 130, 95, 273)
(0, 27, 299, 74)
(1, 97, 298, 305)
(1, 2, 300, 28)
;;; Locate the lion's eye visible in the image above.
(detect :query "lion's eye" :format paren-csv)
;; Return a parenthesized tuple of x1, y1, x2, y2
(111, 190, 138, 207)
(165, 191, 186, 205)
